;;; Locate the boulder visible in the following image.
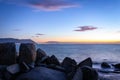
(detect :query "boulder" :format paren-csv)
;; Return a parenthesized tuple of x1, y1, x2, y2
(19, 43, 36, 67)
(61, 57, 77, 73)
(16, 67, 66, 80)
(72, 67, 82, 80)
(19, 62, 30, 73)
(0, 43, 16, 65)
(61, 57, 77, 80)
(101, 62, 111, 68)
(48, 55, 60, 65)
(35, 48, 47, 64)
(6, 64, 20, 74)
(112, 63, 120, 69)
(81, 66, 98, 80)
(78, 57, 92, 68)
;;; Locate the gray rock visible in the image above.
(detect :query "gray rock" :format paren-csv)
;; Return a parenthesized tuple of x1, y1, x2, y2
(16, 67, 67, 80)
(19, 43, 36, 66)
(61, 57, 77, 73)
(101, 62, 111, 68)
(78, 57, 92, 68)
(6, 64, 20, 74)
(61, 57, 77, 80)
(0, 43, 16, 65)
(35, 48, 47, 64)
(48, 55, 60, 65)
(72, 67, 82, 80)
(81, 66, 98, 80)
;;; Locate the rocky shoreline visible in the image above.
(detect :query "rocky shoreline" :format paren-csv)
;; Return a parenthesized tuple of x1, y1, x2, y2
(0, 43, 120, 80)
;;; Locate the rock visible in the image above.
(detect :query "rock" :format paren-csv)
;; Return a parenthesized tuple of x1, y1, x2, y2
(6, 64, 20, 74)
(35, 56, 49, 66)
(19, 62, 30, 73)
(16, 67, 66, 80)
(112, 63, 120, 69)
(61, 57, 77, 80)
(81, 66, 98, 80)
(72, 67, 82, 80)
(0, 43, 16, 65)
(35, 48, 47, 64)
(19, 43, 36, 67)
(78, 57, 92, 68)
(101, 62, 111, 68)
(47, 64, 65, 72)
(48, 55, 60, 65)
(61, 57, 77, 74)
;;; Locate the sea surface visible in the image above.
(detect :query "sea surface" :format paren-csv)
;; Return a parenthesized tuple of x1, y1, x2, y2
(36, 44, 120, 63)
(16, 44, 120, 80)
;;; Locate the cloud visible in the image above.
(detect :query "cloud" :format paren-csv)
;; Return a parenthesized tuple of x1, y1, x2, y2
(13, 29, 21, 31)
(35, 33, 45, 36)
(74, 26, 97, 32)
(2, 0, 79, 11)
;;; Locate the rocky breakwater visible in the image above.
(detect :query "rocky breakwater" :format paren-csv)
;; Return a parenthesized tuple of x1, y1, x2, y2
(0, 43, 98, 80)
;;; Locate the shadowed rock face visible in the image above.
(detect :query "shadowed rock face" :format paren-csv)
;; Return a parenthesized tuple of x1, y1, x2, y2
(78, 57, 92, 68)
(101, 62, 111, 68)
(81, 66, 98, 80)
(19, 43, 36, 64)
(0, 43, 16, 65)
(16, 67, 67, 80)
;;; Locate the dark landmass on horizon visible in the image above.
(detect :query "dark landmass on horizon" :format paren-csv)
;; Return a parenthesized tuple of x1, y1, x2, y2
(0, 38, 36, 44)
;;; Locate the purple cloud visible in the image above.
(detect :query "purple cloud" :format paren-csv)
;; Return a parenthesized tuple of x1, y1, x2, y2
(74, 26, 97, 32)
(2, 0, 79, 11)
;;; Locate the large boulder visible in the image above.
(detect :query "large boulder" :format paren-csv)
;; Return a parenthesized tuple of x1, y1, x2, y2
(35, 48, 47, 64)
(78, 57, 92, 68)
(0, 43, 16, 65)
(19, 43, 36, 67)
(47, 55, 60, 65)
(61, 57, 77, 73)
(81, 66, 98, 80)
(101, 62, 111, 68)
(16, 67, 67, 80)
(61, 57, 77, 80)
(72, 67, 82, 80)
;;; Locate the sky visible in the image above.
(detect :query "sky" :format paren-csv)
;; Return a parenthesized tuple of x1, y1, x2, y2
(0, 0, 120, 43)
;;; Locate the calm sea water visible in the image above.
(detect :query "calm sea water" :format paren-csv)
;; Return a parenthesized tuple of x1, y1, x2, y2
(36, 44, 120, 63)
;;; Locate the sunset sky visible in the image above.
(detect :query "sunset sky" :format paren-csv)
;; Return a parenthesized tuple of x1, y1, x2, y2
(0, 0, 120, 43)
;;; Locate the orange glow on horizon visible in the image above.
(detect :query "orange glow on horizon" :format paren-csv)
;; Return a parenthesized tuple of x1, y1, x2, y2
(32, 38, 120, 44)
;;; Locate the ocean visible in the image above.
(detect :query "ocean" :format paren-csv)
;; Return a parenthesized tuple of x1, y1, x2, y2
(36, 44, 120, 63)
(16, 44, 120, 79)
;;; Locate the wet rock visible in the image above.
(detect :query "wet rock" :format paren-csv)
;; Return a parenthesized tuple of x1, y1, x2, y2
(35, 48, 47, 64)
(78, 57, 92, 68)
(72, 67, 82, 80)
(6, 64, 20, 74)
(0, 43, 16, 65)
(19, 43, 36, 67)
(16, 67, 66, 80)
(101, 62, 111, 68)
(81, 66, 98, 80)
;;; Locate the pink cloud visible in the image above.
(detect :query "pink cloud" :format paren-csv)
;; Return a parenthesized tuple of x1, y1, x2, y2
(3, 0, 79, 11)
(74, 26, 97, 32)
